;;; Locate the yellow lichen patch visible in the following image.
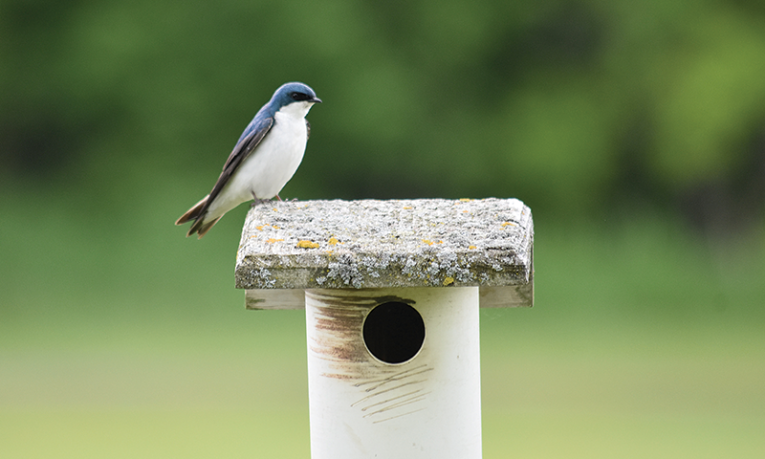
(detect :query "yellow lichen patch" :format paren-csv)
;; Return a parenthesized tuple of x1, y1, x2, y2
(501, 221, 516, 227)
(255, 225, 266, 231)
(459, 198, 472, 202)
(468, 245, 477, 250)
(403, 206, 413, 210)
(328, 237, 339, 246)
(297, 240, 320, 249)
(443, 276, 455, 286)
(271, 225, 280, 229)
(266, 238, 284, 244)
(422, 239, 434, 245)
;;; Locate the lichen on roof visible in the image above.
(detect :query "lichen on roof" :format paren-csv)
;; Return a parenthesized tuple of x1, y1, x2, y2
(235, 198, 533, 290)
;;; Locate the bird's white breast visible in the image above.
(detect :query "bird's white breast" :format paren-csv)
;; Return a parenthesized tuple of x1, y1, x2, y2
(206, 103, 313, 219)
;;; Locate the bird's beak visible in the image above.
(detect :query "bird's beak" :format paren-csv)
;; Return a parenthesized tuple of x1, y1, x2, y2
(310, 97, 322, 104)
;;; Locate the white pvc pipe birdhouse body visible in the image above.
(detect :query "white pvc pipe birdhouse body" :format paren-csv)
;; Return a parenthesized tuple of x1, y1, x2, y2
(306, 287, 482, 458)
(236, 198, 534, 459)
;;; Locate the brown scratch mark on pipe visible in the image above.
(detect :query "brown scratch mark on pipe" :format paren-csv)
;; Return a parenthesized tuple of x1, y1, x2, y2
(351, 380, 424, 406)
(351, 365, 434, 422)
(362, 393, 431, 419)
(371, 408, 427, 424)
(354, 365, 433, 390)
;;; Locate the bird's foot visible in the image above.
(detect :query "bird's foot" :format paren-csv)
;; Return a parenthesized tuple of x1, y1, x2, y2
(250, 194, 272, 208)
(276, 194, 299, 202)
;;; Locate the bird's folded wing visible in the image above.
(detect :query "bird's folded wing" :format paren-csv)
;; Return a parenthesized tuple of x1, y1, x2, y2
(204, 116, 275, 210)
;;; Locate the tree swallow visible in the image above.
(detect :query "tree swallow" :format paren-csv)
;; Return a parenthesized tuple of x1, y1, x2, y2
(176, 82, 321, 238)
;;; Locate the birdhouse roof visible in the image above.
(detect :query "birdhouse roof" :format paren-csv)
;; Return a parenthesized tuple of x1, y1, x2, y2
(235, 198, 533, 309)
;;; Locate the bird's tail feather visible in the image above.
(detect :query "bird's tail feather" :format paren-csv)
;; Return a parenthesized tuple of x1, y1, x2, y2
(176, 195, 221, 238)
(175, 195, 208, 225)
(190, 216, 222, 239)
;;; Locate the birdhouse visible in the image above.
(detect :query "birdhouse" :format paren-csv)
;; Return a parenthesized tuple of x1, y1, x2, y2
(235, 198, 534, 459)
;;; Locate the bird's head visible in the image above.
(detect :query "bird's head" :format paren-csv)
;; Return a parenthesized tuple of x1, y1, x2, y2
(270, 82, 322, 116)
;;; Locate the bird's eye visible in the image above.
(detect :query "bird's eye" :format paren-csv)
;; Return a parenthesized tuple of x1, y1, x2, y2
(291, 92, 308, 101)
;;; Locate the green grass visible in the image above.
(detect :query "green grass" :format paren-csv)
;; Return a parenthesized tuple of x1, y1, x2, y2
(2, 318, 763, 458)
(1, 410, 310, 458)
(2, 194, 764, 458)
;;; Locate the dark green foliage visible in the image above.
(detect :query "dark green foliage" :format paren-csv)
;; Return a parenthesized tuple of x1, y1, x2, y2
(2, 0, 764, 233)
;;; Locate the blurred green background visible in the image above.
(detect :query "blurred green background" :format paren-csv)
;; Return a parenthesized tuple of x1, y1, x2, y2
(2, 0, 764, 457)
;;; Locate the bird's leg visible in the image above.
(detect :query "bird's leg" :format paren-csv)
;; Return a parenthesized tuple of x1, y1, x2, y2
(250, 192, 271, 208)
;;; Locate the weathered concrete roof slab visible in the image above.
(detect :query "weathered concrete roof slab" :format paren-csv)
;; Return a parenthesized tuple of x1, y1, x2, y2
(235, 198, 533, 293)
